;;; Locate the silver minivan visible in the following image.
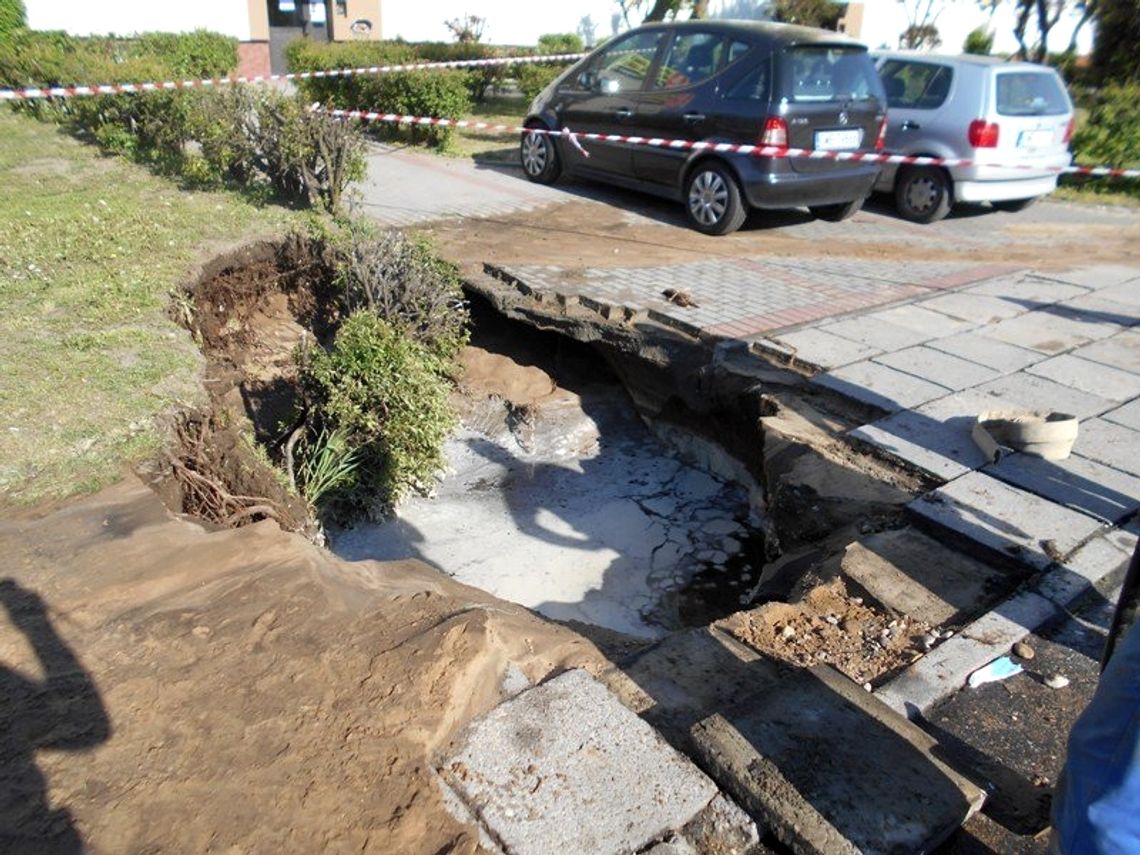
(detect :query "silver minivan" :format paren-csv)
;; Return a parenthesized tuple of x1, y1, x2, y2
(873, 53, 1074, 223)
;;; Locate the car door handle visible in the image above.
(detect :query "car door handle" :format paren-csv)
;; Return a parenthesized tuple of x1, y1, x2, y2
(615, 108, 634, 120)
(682, 112, 706, 124)
(901, 120, 921, 131)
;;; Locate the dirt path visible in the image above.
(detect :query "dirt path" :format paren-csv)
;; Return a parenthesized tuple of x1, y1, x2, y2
(0, 479, 607, 853)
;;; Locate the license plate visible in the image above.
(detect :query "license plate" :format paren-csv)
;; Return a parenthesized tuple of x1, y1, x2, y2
(814, 129, 863, 151)
(1018, 129, 1053, 149)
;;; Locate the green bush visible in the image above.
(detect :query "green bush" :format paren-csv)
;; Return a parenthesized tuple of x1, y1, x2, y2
(297, 310, 455, 517)
(536, 33, 584, 55)
(0, 0, 24, 39)
(517, 62, 568, 103)
(963, 28, 993, 55)
(1067, 82, 1140, 197)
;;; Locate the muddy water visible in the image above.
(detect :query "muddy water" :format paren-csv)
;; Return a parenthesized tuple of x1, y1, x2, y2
(330, 327, 765, 639)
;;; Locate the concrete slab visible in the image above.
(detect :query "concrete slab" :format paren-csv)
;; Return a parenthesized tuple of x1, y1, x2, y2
(439, 669, 719, 855)
(1103, 397, 1140, 431)
(919, 292, 1029, 324)
(966, 275, 1089, 304)
(985, 452, 1140, 524)
(691, 666, 985, 855)
(1059, 293, 1140, 326)
(1026, 354, 1140, 402)
(984, 311, 1120, 355)
(1037, 265, 1140, 290)
(1033, 526, 1138, 608)
(1098, 282, 1140, 308)
(817, 316, 932, 352)
(1071, 417, 1140, 477)
(908, 472, 1105, 571)
(874, 345, 1000, 391)
(969, 373, 1114, 419)
(925, 332, 1045, 373)
(840, 528, 1025, 626)
(1070, 329, 1140, 374)
(876, 591, 1062, 717)
(865, 304, 976, 338)
(813, 361, 951, 413)
(766, 327, 883, 370)
(849, 389, 1002, 481)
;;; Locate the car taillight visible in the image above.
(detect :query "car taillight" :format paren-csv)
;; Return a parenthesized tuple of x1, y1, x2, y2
(968, 119, 1000, 148)
(1063, 117, 1075, 144)
(875, 114, 888, 151)
(761, 116, 788, 148)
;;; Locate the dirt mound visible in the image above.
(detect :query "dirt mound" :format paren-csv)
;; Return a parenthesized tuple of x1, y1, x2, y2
(0, 478, 606, 853)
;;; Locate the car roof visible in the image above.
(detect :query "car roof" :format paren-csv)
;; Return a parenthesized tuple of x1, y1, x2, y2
(874, 51, 1058, 71)
(635, 19, 865, 48)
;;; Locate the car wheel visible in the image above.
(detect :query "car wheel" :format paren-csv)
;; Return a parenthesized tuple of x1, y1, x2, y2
(685, 163, 747, 236)
(895, 166, 952, 224)
(809, 197, 864, 222)
(992, 197, 1037, 213)
(520, 126, 561, 185)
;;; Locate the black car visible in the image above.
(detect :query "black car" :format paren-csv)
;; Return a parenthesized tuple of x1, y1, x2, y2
(521, 21, 887, 235)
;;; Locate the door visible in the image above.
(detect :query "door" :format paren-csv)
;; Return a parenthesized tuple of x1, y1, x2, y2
(631, 32, 757, 188)
(877, 58, 955, 153)
(554, 29, 668, 177)
(774, 45, 886, 175)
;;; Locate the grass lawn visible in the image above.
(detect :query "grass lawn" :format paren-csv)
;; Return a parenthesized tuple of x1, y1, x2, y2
(448, 93, 529, 163)
(0, 110, 295, 507)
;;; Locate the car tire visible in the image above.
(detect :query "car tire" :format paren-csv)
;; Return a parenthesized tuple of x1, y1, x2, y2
(992, 197, 1037, 213)
(520, 125, 561, 185)
(809, 197, 864, 222)
(685, 162, 747, 235)
(895, 166, 952, 224)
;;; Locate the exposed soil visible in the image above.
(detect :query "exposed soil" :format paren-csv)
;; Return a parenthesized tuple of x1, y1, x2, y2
(722, 578, 938, 686)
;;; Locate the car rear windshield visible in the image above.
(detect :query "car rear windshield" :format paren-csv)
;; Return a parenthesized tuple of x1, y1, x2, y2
(778, 46, 881, 102)
(995, 72, 1070, 116)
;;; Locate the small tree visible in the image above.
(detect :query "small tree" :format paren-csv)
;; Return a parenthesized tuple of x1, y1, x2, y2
(444, 14, 486, 43)
(772, 0, 844, 28)
(898, 0, 948, 48)
(963, 26, 994, 53)
(1093, 0, 1139, 83)
(0, 0, 26, 38)
(901, 23, 942, 48)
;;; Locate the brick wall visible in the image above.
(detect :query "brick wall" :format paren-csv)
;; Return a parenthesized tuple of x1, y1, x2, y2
(237, 41, 272, 79)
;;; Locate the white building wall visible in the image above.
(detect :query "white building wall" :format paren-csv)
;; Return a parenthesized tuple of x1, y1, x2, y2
(25, 0, 254, 41)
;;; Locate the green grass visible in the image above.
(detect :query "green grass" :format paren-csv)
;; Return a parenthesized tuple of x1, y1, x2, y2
(447, 94, 528, 163)
(0, 110, 295, 506)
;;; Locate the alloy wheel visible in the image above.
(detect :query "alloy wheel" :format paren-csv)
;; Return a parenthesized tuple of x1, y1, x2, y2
(522, 132, 548, 177)
(688, 170, 729, 226)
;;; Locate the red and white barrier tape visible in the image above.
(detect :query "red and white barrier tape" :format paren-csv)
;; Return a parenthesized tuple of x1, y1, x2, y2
(0, 51, 586, 102)
(324, 108, 1140, 179)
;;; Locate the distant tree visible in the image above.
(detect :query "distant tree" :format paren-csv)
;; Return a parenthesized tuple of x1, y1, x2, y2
(901, 22, 943, 47)
(444, 14, 486, 43)
(963, 26, 995, 52)
(0, 0, 25, 38)
(772, 0, 844, 28)
(1091, 0, 1137, 82)
(898, 0, 949, 48)
(578, 15, 599, 46)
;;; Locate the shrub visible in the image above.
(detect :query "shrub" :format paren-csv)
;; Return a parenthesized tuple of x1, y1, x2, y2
(1067, 82, 1140, 196)
(537, 33, 584, 55)
(963, 28, 993, 55)
(409, 40, 506, 102)
(517, 62, 568, 103)
(0, 0, 24, 39)
(297, 311, 455, 517)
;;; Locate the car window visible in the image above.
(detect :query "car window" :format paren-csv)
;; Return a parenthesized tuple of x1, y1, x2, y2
(654, 32, 724, 89)
(779, 47, 881, 102)
(879, 59, 953, 109)
(727, 40, 752, 66)
(590, 30, 666, 94)
(724, 63, 770, 101)
(995, 71, 1070, 116)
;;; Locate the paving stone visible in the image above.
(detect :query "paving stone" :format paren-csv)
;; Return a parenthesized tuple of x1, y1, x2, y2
(851, 405, 992, 482)
(1071, 417, 1140, 477)
(1033, 526, 1138, 608)
(874, 345, 1000, 391)
(919, 292, 1029, 324)
(1059, 293, 1140, 326)
(439, 670, 719, 855)
(1097, 282, 1140, 308)
(1025, 354, 1140, 402)
(877, 590, 1062, 717)
(1069, 329, 1140, 374)
(984, 311, 1120, 355)
(766, 327, 882, 370)
(691, 666, 985, 855)
(969, 373, 1115, 420)
(908, 471, 1105, 571)
(986, 451, 1140, 524)
(813, 361, 951, 413)
(865, 304, 976, 338)
(1037, 265, 1140, 290)
(966, 275, 1089, 304)
(925, 332, 1045, 372)
(840, 528, 1026, 626)
(1103, 397, 1140, 431)
(818, 316, 932, 351)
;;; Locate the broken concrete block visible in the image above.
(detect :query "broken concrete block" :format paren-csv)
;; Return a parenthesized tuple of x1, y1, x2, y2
(691, 666, 985, 855)
(438, 669, 720, 855)
(840, 528, 1024, 626)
